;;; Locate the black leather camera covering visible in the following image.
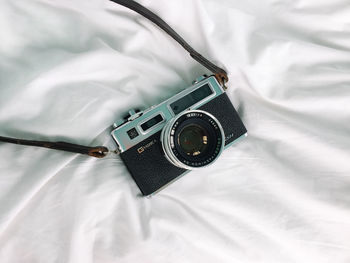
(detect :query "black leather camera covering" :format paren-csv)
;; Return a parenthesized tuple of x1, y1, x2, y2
(120, 130, 186, 196)
(120, 92, 247, 196)
(199, 92, 247, 146)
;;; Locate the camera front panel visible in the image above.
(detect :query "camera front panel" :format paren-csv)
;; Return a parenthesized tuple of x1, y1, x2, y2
(120, 130, 187, 196)
(198, 92, 247, 147)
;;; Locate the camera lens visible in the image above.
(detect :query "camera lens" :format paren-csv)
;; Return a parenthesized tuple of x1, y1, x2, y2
(178, 124, 208, 156)
(161, 110, 224, 170)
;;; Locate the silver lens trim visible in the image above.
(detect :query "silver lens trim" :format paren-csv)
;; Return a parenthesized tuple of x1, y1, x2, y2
(160, 110, 225, 170)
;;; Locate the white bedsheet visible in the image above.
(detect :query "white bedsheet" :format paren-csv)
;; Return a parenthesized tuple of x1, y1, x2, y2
(0, 0, 349, 262)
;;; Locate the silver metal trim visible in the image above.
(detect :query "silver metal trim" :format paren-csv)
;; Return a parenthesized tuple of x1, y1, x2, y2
(166, 81, 217, 116)
(224, 132, 248, 149)
(137, 111, 166, 135)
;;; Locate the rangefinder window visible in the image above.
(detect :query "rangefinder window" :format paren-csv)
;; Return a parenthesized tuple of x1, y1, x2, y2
(170, 84, 213, 115)
(141, 114, 164, 131)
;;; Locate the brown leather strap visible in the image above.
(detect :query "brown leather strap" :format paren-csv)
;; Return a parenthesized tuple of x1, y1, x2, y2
(0, 136, 109, 158)
(109, 0, 228, 85)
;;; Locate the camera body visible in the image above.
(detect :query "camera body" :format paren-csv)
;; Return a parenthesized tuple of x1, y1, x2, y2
(111, 75, 247, 196)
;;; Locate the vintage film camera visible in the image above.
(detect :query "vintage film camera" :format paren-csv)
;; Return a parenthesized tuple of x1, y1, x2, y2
(111, 75, 247, 196)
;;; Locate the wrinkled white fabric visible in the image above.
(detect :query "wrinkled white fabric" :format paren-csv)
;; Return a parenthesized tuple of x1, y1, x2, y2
(0, 0, 349, 262)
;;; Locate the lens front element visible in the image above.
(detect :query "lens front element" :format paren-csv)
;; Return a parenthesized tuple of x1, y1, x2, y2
(178, 124, 208, 156)
(161, 110, 225, 170)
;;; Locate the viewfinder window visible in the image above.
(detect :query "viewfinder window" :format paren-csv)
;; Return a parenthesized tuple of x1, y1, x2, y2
(141, 114, 164, 131)
(170, 84, 213, 115)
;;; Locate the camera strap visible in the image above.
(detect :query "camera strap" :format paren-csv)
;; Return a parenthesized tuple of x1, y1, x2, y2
(109, 0, 228, 85)
(0, 0, 228, 158)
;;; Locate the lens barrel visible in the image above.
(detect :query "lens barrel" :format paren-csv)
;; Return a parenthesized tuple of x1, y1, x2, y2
(161, 110, 225, 170)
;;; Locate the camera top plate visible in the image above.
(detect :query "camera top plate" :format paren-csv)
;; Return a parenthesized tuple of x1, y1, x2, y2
(111, 75, 225, 153)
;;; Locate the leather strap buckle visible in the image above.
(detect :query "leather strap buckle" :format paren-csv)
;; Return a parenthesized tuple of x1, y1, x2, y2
(215, 72, 229, 90)
(88, 146, 110, 158)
